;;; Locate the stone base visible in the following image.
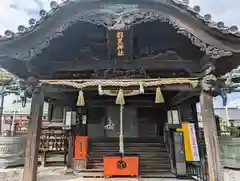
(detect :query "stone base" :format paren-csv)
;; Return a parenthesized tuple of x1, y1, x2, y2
(74, 159, 87, 170)
(0, 168, 23, 181)
(63, 167, 74, 175)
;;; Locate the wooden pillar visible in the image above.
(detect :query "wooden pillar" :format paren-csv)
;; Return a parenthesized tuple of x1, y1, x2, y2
(22, 89, 44, 181)
(0, 93, 4, 133)
(64, 108, 75, 173)
(200, 91, 224, 181)
(47, 102, 53, 122)
(67, 131, 74, 170)
(80, 107, 87, 136)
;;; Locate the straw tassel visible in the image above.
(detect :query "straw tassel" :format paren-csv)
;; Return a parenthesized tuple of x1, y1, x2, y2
(98, 85, 103, 95)
(155, 87, 164, 103)
(139, 82, 144, 94)
(115, 89, 125, 105)
(76, 90, 85, 106)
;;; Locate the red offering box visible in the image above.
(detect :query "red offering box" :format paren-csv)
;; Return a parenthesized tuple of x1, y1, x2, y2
(104, 154, 139, 177)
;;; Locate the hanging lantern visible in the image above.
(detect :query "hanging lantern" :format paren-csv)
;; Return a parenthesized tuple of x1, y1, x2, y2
(155, 87, 164, 103)
(115, 89, 125, 105)
(76, 90, 85, 106)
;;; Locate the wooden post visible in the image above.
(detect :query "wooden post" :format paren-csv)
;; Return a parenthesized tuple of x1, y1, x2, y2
(200, 91, 224, 181)
(81, 107, 87, 136)
(40, 152, 46, 167)
(0, 92, 4, 134)
(67, 131, 74, 169)
(47, 102, 53, 122)
(22, 89, 44, 181)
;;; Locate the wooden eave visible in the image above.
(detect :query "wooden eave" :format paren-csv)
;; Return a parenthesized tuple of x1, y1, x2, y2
(0, 0, 239, 79)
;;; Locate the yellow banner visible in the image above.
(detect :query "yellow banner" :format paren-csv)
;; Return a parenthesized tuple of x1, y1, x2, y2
(177, 122, 200, 162)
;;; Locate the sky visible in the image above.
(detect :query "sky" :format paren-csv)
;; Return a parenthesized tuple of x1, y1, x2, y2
(0, 0, 240, 109)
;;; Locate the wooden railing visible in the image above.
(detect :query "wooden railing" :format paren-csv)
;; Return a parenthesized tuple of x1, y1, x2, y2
(187, 161, 208, 181)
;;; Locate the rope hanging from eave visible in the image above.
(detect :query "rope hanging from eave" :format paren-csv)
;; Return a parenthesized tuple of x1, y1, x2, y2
(39, 78, 199, 89)
(38, 78, 199, 106)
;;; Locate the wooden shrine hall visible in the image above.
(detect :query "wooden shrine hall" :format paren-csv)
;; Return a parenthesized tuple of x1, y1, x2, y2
(0, 0, 240, 181)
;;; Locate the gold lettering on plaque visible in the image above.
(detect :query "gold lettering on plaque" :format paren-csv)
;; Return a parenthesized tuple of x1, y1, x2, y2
(116, 32, 124, 56)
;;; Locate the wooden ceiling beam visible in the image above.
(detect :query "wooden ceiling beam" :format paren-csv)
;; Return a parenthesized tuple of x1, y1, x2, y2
(35, 58, 199, 78)
(171, 90, 200, 105)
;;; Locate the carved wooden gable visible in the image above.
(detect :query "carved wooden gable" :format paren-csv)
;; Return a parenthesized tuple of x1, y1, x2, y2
(107, 29, 133, 62)
(0, 0, 238, 79)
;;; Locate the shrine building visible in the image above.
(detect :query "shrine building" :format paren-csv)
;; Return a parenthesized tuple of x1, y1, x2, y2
(0, 0, 239, 181)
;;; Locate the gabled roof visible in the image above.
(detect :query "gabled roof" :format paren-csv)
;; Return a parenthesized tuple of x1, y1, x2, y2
(0, 0, 239, 41)
(0, 0, 238, 60)
(0, 0, 240, 79)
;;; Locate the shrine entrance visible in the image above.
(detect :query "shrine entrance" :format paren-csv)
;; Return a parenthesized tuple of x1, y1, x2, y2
(87, 105, 166, 139)
(78, 89, 181, 177)
(105, 106, 138, 138)
(0, 0, 235, 180)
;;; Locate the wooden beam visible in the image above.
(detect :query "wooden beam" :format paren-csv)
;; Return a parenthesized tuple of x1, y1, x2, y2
(22, 89, 44, 181)
(171, 91, 200, 105)
(84, 99, 168, 107)
(66, 131, 74, 172)
(36, 58, 199, 76)
(199, 91, 224, 181)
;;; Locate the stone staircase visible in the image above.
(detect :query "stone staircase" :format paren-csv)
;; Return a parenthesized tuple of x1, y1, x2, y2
(87, 137, 174, 178)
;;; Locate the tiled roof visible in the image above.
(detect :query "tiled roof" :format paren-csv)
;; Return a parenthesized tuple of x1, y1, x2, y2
(0, 0, 239, 41)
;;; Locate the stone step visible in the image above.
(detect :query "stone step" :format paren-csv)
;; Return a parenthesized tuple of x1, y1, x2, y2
(87, 139, 172, 177)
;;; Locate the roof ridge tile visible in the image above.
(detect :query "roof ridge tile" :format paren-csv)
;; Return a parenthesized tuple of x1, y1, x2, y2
(0, 0, 239, 41)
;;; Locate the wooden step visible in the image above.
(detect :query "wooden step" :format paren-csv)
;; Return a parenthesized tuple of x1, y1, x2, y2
(89, 137, 165, 143)
(88, 152, 170, 157)
(87, 157, 171, 162)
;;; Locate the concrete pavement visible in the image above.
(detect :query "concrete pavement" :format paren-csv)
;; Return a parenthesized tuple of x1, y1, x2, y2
(0, 166, 239, 181)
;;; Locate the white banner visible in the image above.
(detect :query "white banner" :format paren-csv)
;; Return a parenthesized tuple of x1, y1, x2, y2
(188, 123, 200, 161)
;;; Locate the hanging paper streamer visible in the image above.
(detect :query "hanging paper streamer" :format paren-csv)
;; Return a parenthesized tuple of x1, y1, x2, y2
(115, 89, 125, 105)
(155, 87, 164, 103)
(139, 82, 144, 94)
(76, 90, 85, 106)
(98, 85, 103, 95)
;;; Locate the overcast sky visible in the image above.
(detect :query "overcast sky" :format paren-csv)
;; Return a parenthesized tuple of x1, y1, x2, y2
(0, 0, 240, 108)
